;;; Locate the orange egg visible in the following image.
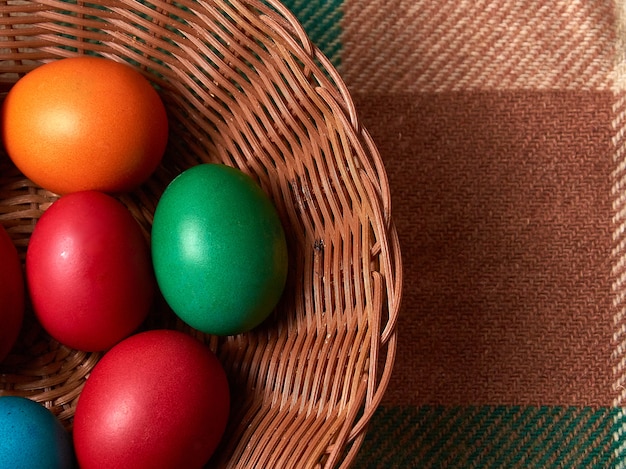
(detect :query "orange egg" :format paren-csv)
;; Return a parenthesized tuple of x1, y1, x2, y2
(1, 56, 168, 195)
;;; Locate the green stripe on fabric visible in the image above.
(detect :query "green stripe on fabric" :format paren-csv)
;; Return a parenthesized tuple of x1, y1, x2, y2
(613, 407, 626, 467)
(279, 0, 343, 68)
(354, 406, 621, 468)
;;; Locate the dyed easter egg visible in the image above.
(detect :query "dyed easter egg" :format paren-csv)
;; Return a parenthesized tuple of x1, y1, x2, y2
(151, 164, 288, 336)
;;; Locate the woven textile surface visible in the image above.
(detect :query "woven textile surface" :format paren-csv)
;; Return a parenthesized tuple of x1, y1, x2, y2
(280, 0, 626, 467)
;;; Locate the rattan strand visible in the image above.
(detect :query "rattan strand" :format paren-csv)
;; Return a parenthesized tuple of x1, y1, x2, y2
(0, 0, 402, 467)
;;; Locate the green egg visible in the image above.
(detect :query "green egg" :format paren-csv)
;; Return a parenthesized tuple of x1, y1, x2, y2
(151, 163, 288, 336)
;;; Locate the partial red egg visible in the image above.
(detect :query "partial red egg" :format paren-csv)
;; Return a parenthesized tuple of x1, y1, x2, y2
(26, 191, 154, 351)
(0, 225, 24, 362)
(73, 329, 230, 469)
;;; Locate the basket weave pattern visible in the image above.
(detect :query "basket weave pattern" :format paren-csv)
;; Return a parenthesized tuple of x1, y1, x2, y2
(0, 0, 402, 467)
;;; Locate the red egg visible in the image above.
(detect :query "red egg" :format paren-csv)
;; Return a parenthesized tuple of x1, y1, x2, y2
(26, 191, 154, 351)
(73, 329, 230, 469)
(0, 225, 24, 362)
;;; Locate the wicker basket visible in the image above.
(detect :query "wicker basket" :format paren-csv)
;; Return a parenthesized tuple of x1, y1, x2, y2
(0, 0, 402, 467)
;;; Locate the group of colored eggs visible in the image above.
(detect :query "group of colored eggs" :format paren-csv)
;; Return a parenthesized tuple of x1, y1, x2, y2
(0, 57, 289, 468)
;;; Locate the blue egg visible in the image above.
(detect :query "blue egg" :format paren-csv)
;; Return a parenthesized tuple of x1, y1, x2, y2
(0, 396, 74, 468)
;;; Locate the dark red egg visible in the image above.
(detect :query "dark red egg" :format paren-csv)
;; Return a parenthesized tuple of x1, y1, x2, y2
(0, 225, 24, 362)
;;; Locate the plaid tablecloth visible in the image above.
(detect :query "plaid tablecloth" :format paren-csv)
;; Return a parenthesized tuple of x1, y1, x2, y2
(280, 1, 626, 467)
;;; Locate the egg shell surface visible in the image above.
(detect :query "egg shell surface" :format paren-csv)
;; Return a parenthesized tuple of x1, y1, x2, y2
(1, 56, 168, 195)
(73, 329, 230, 469)
(0, 396, 75, 469)
(0, 224, 24, 362)
(151, 163, 288, 336)
(26, 190, 154, 351)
